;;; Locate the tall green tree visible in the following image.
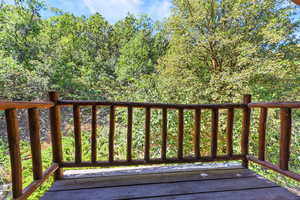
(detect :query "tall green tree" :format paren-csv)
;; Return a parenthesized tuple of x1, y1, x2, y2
(157, 0, 300, 103)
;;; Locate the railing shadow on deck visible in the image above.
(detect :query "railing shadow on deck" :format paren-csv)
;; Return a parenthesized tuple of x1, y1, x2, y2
(0, 92, 299, 199)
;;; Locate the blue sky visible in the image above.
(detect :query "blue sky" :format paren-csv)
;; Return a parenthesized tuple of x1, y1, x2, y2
(43, 0, 172, 23)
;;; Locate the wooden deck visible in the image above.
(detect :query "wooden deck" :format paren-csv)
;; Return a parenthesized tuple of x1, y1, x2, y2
(41, 165, 299, 200)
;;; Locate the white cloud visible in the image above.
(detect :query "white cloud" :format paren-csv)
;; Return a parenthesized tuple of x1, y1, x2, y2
(83, 0, 171, 23)
(83, 0, 142, 22)
(147, 0, 172, 21)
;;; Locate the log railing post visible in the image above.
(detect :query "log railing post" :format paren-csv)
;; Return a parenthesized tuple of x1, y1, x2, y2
(279, 108, 292, 170)
(73, 105, 82, 164)
(211, 108, 219, 158)
(241, 94, 251, 168)
(145, 107, 151, 162)
(258, 107, 268, 161)
(109, 105, 115, 163)
(5, 109, 23, 198)
(49, 91, 63, 179)
(91, 106, 97, 163)
(226, 108, 234, 157)
(161, 108, 168, 161)
(193, 108, 201, 159)
(178, 108, 184, 160)
(127, 106, 133, 162)
(28, 108, 43, 180)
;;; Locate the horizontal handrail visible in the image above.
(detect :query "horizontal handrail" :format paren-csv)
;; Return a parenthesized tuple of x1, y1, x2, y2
(4, 106, 59, 199)
(248, 102, 300, 108)
(247, 156, 300, 182)
(247, 105, 300, 183)
(57, 100, 247, 109)
(16, 163, 59, 200)
(0, 101, 54, 110)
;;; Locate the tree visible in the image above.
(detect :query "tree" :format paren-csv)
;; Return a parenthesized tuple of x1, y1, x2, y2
(115, 15, 168, 82)
(157, 0, 300, 103)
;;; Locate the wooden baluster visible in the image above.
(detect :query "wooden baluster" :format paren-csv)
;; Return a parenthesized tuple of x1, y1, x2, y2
(28, 108, 43, 180)
(258, 107, 268, 161)
(161, 108, 168, 161)
(145, 107, 151, 162)
(91, 106, 97, 163)
(109, 105, 115, 162)
(241, 94, 251, 168)
(279, 108, 292, 170)
(49, 91, 63, 179)
(211, 108, 219, 158)
(127, 106, 133, 162)
(226, 108, 234, 157)
(178, 108, 184, 160)
(193, 108, 201, 159)
(5, 109, 22, 198)
(73, 105, 82, 164)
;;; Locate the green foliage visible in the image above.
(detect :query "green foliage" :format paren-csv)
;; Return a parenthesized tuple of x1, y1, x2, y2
(155, 0, 300, 104)
(0, 0, 300, 198)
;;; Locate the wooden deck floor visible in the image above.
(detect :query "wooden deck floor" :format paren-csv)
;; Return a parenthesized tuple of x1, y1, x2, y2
(42, 165, 299, 200)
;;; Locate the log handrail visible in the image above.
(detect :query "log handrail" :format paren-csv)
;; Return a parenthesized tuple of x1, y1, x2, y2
(2, 99, 59, 199)
(2, 93, 300, 199)
(248, 102, 300, 108)
(0, 101, 54, 110)
(57, 100, 247, 109)
(248, 104, 300, 182)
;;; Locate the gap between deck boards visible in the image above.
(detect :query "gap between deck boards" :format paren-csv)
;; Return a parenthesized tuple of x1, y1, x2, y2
(42, 166, 299, 200)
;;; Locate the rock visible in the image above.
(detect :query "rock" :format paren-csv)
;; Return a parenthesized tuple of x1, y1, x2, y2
(0, 184, 12, 200)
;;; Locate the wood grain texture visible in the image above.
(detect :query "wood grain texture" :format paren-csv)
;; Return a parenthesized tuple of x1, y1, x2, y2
(241, 94, 251, 168)
(248, 102, 300, 108)
(145, 107, 151, 162)
(41, 169, 294, 200)
(226, 108, 234, 157)
(91, 106, 97, 163)
(247, 155, 300, 182)
(127, 106, 133, 162)
(258, 107, 267, 161)
(49, 91, 63, 179)
(178, 109, 184, 160)
(58, 100, 247, 109)
(73, 105, 82, 164)
(193, 108, 201, 159)
(279, 108, 292, 170)
(49, 168, 254, 191)
(17, 163, 58, 200)
(211, 108, 219, 158)
(28, 108, 43, 180)
(142, 187, 298, 200)
(109, 105, 115, 162)
(161, 108, 168, 161)
(0, 101, 54, 110)
(5, 109, 23, 198)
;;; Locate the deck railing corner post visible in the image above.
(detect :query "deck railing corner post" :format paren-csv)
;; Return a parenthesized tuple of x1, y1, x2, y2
(49, 91, 64, 179)
(241, 94, 251, 168)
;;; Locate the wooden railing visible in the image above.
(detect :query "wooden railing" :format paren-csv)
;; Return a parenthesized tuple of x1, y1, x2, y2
(56, 94, 250, 168)
(0, 100, 58, 200)
(247, 102, 300, 181)
(1, 92, 300, 199)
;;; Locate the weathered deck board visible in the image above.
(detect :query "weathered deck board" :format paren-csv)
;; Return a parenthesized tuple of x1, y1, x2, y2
(143, 187, 298, 200)
(49, 167, 255, 191)
(42, 166, 299, 200)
